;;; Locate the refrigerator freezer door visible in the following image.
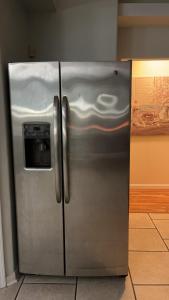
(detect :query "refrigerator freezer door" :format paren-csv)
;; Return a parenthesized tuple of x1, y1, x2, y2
(9, 62, 64, 275)
(61, 62, 131, 276)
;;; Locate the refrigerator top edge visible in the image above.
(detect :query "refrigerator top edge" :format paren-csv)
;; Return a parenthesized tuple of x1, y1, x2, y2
(8, 60, 132, 66)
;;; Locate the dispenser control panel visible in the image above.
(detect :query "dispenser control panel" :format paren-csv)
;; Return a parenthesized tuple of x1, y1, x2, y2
(24, 124, 50, 139)
(23, 123, 51, 169)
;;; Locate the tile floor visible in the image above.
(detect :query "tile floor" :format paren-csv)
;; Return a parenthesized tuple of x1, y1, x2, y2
(1, 213, 169, 300)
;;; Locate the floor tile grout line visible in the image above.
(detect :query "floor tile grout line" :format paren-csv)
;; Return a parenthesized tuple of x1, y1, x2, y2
(164, 240, 169, 250)
(134, 283, 169, 286)
(128, 268, 137, 300)
(148, 213, 169, 251)
(74, 277, 78, 300)
(164, 243, 169, 251)
(14, 276, 25, 300)
(129, 250, 168, 252)
(150, 219, 169, 221)
(129, 217, 168, 252)
(129, 228, 158, 230)
(129, 227, 155, 229)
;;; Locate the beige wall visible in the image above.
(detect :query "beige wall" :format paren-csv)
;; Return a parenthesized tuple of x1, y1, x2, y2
(130, 136, 169, 186)
(29, 0, 118, 61)
(130, 60, 169, 187)
(0, 0, 28, 280)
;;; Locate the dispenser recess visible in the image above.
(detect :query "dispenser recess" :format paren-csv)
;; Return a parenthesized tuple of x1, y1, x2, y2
(23, 123, 51, 169)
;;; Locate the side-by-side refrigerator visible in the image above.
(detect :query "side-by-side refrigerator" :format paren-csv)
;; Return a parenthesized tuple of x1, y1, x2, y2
(9, 61, 131, 276)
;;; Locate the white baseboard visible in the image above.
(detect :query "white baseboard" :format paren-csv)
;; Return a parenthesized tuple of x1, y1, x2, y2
(130, 184, 169, 189)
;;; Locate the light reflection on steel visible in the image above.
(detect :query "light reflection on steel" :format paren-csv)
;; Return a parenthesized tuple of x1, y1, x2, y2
(69, 121, 129, 132)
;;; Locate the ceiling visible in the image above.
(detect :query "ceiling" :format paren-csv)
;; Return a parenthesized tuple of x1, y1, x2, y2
(21, 0, 56, 12)
(20, 0, 102, 12)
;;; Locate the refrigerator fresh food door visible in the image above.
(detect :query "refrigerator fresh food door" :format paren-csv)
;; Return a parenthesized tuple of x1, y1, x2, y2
(9, 62, 64, 275)
(60, 62, 131, 276)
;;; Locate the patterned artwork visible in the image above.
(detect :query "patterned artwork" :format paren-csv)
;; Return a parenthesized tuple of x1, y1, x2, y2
(131, 76, 169, 135)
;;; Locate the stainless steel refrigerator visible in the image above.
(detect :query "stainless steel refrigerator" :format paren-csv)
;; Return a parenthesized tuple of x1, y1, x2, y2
(9, 61, 131, 277)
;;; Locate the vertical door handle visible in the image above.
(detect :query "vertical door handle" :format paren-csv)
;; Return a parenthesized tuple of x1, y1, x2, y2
(53, 96, 62, 203)
(62, 96, 69, 204)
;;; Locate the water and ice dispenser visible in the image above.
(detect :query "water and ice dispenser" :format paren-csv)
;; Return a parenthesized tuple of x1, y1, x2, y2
(23, 123, 51, 169)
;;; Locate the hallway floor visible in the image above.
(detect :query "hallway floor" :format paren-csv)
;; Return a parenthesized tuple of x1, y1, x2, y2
(1, 213, 169, 300)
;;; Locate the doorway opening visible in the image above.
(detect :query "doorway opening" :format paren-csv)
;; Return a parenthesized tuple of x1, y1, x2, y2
(130, 60, 169, 213)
